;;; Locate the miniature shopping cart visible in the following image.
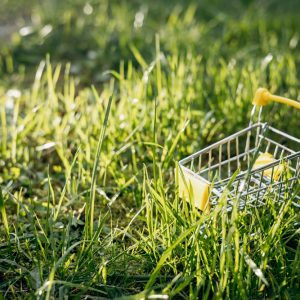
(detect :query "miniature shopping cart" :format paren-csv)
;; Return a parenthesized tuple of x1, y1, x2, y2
(178, 88, 300, 211)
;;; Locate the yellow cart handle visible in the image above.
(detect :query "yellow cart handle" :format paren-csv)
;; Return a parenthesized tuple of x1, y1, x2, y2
(253, 88, 300, 110)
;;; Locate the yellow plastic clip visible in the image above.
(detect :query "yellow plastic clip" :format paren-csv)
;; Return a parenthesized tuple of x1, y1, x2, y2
(253, 88, 300, 110)
(253, 152, 284, 181)
(177, 167, 210, 212)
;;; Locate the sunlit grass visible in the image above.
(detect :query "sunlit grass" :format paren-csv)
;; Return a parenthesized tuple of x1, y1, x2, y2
(0, 0, 299, 299)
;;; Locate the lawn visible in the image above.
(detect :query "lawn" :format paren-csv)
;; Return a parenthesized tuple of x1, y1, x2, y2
(0, 0, 299, 299)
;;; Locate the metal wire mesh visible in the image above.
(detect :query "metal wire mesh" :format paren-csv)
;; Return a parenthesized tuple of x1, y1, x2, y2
(179, 122, 300, 209)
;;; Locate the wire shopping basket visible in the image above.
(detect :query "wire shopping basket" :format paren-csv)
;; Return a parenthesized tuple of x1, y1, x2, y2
(177, 88, 300, 212)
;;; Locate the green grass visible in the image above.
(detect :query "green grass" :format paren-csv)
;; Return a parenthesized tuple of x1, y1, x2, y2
(0, 0, 300, 299)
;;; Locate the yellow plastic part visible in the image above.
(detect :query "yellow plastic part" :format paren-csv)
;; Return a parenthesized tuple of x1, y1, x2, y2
(253, 88, 300, 109)
(178, 168, 210, 212)
(253, 152, 284, 180)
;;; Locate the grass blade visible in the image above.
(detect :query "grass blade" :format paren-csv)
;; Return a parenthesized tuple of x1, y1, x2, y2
(87, 94, 113, 238)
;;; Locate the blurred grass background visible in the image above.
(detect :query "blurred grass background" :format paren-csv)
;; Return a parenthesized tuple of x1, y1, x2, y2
(1, 0, 299, 84)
